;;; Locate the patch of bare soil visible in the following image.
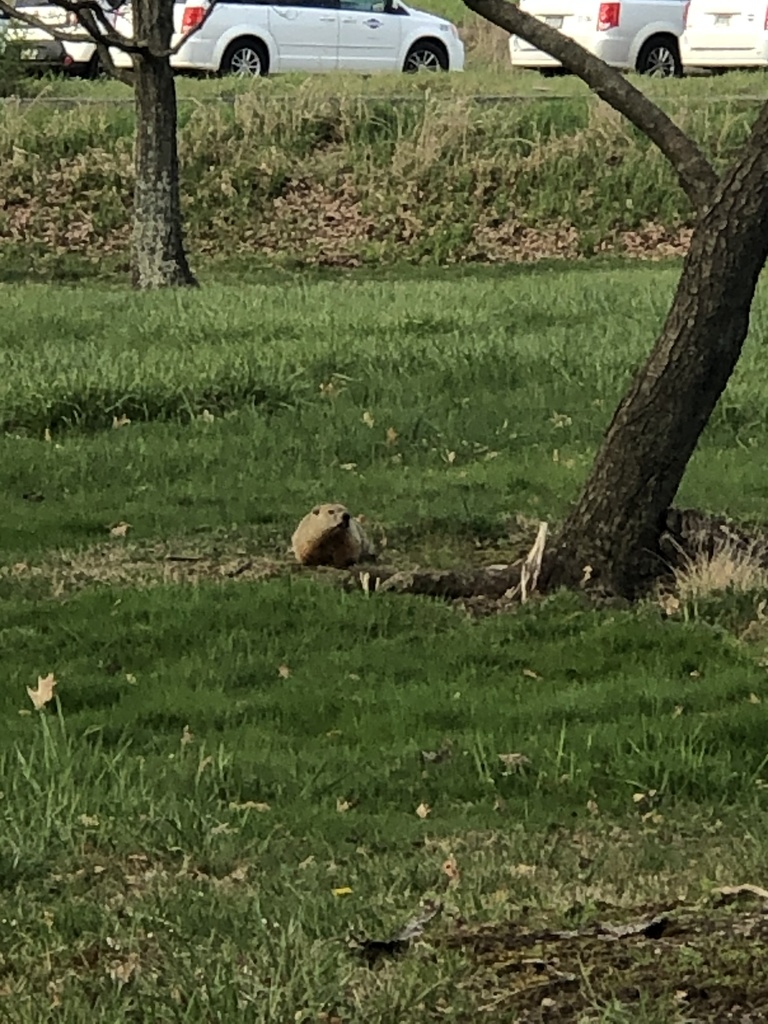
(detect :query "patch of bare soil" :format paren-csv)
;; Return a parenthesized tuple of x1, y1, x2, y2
(1, 542, 290, 596)
(446, 898, 768, 1021)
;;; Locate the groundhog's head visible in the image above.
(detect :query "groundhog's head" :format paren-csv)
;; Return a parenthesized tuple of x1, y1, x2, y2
(311, 504, 352, 535)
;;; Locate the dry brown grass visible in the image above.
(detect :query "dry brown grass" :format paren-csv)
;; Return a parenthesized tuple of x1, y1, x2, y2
(669, 534, 768, 604)
(461, 16, 511, 67)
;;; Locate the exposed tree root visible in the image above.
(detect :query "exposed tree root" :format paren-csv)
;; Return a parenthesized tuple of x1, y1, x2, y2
(6, 507, 766, 612)
(344, 507, 768, 609)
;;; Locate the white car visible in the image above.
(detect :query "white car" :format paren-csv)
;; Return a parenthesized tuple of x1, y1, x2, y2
(2, 0, 124, 76)
(509, 0, 686, 76)
(680, 0, 768, 68)
(110, 0, 464, 75)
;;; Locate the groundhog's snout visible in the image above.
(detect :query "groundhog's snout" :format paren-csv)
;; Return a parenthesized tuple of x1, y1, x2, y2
(340, 510, 351, 528)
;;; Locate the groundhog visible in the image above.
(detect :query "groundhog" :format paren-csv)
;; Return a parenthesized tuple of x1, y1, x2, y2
(291, 503, 374, 569)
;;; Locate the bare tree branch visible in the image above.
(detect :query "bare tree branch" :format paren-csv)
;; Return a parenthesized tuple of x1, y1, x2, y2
(462, 0, 719, 209)
(0, 0, 219, 69)
(54, 0, 126, 42)
(0, 0, 92, 43)
(0, 0, 145, 51)
(93, 33, 135, 84)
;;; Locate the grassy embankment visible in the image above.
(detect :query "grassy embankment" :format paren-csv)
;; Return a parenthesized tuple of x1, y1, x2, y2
(1, 68, 765, 278)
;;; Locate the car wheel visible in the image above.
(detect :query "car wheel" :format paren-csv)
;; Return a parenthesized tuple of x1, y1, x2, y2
(220, 38, 269, 77)
(403, 40, 448, 73)
(636, 36, 681, 77)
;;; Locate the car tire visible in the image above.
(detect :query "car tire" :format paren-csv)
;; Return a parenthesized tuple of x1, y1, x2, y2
(636, 36, 682, 77)
(403, 40, 448, 73)
(220, 37, 269, 77)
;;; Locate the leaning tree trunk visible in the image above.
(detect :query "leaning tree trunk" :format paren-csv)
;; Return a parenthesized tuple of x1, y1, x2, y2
(542, 107, 768, 599)
(131, 0, 196, 289)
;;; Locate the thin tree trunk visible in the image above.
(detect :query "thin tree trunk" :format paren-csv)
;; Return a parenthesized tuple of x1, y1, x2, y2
(542, 110, 768, 598)
(131, 0, 196, 289)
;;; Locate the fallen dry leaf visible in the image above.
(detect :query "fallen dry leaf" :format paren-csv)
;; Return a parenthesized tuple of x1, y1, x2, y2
(108, 952, 140, 986)
(749, 692, 761, 704)
(109, 522, 131, 538)
(332, 886, 353, 896)
(112, 414, 131, 429)
(442, 856, 460, 886)
(659, 592, 680, 616)
(277, 664, 291, 679)
(180, 725, 194, 746)
(336, 798, 353, 813)
(362, 411, 375, 428)
(44, 428, 52, 443)
(498, 752, 531, 772)
(522, 668, 540, 680)
(587, 799, 599, 816)
(199, 409, 215, 423)
(228, 800, 270, 812)
(386, 426, 398, 445)
(27, 672, 57, 710)
(225, 864, 249, 883)
(415, 802, 431, 819)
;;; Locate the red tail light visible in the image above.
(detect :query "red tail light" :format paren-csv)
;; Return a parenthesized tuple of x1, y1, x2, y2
(597, 1, 620, 29)
(683, 0, 691, 26)
(181, 4, 205, 31)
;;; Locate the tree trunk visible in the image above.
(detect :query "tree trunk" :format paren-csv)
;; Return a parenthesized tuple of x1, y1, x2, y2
(131, 0, 196, 289)
(542, 110, 768, 599)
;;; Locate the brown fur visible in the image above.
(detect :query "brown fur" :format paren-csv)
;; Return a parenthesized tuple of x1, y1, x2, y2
(291, 503, 374, 568)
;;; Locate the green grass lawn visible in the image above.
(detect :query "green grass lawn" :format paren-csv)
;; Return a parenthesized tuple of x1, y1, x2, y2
(3, 262, 768, 1021)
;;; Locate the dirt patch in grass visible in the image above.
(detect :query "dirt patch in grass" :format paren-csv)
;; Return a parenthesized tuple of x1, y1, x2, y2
(2, 541, 290, 595)
(446, 898, 768, 1021)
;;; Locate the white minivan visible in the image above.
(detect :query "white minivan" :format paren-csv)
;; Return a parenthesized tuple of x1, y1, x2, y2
(110, 0, 465, 75)
(680, 0, 768, 68)
(509, 0, 686, 76)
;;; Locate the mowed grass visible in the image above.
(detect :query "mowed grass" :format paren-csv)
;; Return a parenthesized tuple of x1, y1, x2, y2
(4, 264, 768, 1020)
(2, 263, 768, 559)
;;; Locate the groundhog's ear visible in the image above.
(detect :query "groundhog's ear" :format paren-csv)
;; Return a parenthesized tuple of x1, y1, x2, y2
(311, 506, 320, 515)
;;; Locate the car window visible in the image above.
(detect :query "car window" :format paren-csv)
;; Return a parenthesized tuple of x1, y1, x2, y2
(339, 0, 387, 10)
(273, 0, 339, 7)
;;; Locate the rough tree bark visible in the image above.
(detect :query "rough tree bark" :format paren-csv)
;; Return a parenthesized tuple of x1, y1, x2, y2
(131, 0, 197, 289)
(543, 107, 768, 596)
(464, 0, 768, 599)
